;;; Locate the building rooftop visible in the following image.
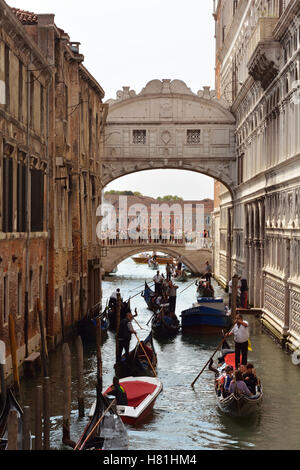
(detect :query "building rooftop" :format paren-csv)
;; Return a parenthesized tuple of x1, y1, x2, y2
(11, 7, 38, 25)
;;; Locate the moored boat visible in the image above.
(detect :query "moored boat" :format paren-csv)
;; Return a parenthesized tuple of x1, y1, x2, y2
(0, 389, 29, 450)
(114, 331, 157, 379)
(181, 298, 232, 334)
(104, 376, 163, 425)
(74, 389, 128, 450)
(132, 253, 174, 264)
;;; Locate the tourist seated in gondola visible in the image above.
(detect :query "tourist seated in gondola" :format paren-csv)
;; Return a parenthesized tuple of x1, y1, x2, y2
(223, 366, 234, 397)
(108, 376, 128, 405)
(243, 363, 258, 395)
(228, 371, 253, 397)
(201, 282, 214, 297)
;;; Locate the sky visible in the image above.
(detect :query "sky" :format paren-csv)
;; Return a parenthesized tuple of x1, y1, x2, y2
(7, 0, 216, 200)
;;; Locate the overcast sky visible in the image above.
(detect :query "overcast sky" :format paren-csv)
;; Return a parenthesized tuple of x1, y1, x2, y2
(8, 0, 216, 200)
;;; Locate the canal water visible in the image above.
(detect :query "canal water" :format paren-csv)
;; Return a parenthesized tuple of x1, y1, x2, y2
(19, 257, 300, 450)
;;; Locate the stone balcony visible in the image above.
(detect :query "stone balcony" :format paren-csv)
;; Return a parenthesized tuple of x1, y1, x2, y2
(247, 17, 282, 90)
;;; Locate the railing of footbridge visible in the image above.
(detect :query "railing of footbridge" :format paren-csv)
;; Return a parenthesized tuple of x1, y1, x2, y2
(99, 235, 212, 250)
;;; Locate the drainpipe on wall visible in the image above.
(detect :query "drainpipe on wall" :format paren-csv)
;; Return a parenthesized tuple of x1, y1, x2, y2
(24, 55, 33, 359)
(45, 75, 53, 337)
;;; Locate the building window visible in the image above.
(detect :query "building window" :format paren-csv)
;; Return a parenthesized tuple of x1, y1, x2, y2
(17, 160, 27, 232)
(31, 169, 44, 232)
(5, 45, 10, 111)
(2, 155, 13, 233)
(18, 60, 23, 122)
(187, 129, 201, 145)
(238, 154, 244, 185)
(133, 130, 146, 145)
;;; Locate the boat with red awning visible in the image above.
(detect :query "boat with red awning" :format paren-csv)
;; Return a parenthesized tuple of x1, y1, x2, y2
(104, 376, 163, 425)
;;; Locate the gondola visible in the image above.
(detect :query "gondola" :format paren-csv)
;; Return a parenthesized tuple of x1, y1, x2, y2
(115, 331, 157, 379)
(141, 282, 159, 313)
(151, 310, 181, 338)
(104, 376, 163, 425)
(74, 389, 128, 450)
(172, 270, 188, 282)
(77, 305, 110, 343)
(108, 299, 131, 331)
(0, 388, 28, 450)
(209, 346, 263, 417)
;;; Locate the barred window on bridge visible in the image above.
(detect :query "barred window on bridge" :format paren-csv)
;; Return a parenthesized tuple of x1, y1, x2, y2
(133, 129, 146, 145)
(187, 129, 201, 145)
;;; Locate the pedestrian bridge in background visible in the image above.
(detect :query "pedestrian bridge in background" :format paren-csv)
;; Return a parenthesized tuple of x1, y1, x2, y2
(100, 239, 212, 275)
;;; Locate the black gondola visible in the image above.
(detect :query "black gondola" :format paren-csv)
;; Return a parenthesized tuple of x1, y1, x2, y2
(108, 299, 131, 331)
(209, 347, 263, 417)
(74, 389, 128, 450)
(151, 308, 181, 339)
(77, 304, 110, 343)
(141, 282, 159, 313)
(115, 331, 157, 379)
(0, 389, 29, 450)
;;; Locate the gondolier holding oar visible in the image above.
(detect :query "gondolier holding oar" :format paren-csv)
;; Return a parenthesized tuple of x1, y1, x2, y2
(117, 312, 136, 363)
(226, 313, 249, 370)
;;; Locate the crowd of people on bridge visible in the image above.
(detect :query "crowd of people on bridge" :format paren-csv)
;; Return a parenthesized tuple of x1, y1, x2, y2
(99, 228, 212, 247)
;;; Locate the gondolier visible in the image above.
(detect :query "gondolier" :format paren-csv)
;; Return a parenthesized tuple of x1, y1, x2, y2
(226, 313, 249, 370)
(153, 271, 163, 294)
(167, 280, 178, 314)
(117, 312, 136, 363)
(204, 261, 212, 285)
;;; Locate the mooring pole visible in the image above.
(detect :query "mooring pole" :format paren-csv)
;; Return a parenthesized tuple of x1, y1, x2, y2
(76, 336, 85, 418)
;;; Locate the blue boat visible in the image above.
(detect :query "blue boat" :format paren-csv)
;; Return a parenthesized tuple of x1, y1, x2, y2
(180, 297, 232, 334)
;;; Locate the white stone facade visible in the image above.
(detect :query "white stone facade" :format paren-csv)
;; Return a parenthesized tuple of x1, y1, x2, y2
(213, 0, 300, 350)
(103, 79, 236, 191)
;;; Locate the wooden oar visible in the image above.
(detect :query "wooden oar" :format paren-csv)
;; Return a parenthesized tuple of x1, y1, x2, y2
(191, 337, 226, 388)
(0, 340, 6, 413)
(75, 398, 116, 450)
(125, 283, 155, 302)
(134, 332, 157, 377)
(178, 278, 197, 295)
(146, 312, 156, 326)
(132, 313, 145, 331)
(191, 324, 235, 387)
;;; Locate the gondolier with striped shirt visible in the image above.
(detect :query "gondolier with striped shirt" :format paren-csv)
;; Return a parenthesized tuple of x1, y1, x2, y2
(226, 314, 249, 370)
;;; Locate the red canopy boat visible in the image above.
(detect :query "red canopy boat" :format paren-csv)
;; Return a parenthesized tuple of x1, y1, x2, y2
(104, 376, 163, 425)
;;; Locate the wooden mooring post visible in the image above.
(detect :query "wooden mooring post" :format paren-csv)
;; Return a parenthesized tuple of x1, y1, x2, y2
(231, 274, 239, 323)
(37, 298, 49, 377)
(7, 409, 18, 450)
(115, 293, 122, 363)
(22, 406, 31, 450)
(62, 343, 75, 448)
(8, 314, 20, 397)
(43, 377, 51, 450)
(75, 336, 85, 418)
(35, 385, 43, 450)
(0, 340, 6, 413)
(96, 317, 102, 391)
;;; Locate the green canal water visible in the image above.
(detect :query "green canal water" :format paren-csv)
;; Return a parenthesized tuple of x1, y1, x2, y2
(19, 257, 300, 450)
